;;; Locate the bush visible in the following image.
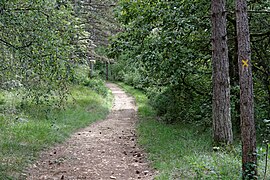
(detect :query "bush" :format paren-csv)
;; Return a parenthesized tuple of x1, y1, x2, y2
(123, 69, 146, 89)
(71, 64, 108, 97)
(0, 92, 5, 105)
(83, 78, 108, 97)
(72, 64, 90, 84)
(148, 86, 211, 126)
(111, 62, 125, 81)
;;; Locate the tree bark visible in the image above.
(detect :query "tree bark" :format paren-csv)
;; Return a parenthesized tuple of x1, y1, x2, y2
(235, 0, 257, 178)
(211, 0, 233, 145)
(106, 61, 109, 80)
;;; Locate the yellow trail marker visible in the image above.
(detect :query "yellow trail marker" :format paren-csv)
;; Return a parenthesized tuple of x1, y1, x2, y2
(242, 59, 249, 67)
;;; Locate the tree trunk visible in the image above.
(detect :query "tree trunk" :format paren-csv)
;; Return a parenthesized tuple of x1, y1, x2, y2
(211, 0, 233, 145)
(106, 61, 109, 81)
(235, 0, 257, 178)
(87, 54, 92, 79)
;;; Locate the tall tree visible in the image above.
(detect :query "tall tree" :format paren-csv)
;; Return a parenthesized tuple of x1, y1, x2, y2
(235, 0, 257, 178)
(211, 0, 233, 145)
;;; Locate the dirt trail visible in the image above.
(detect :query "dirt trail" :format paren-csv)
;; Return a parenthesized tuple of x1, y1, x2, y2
(25, 83, 155, 180)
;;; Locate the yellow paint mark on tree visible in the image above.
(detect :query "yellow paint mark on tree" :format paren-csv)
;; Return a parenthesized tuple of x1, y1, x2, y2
(242, 59, 249, 67)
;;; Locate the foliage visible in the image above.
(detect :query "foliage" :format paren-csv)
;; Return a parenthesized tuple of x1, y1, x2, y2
(147, 86, 211, 126)
(0, 84, 112, 179)
(109, 0, 212, 125)
(82, 78, 109, 97)
(72, 64, 109, 97)
(249, 2, 270, 121)
(0, 0, 81, 105)
(262, 119, 270, 145)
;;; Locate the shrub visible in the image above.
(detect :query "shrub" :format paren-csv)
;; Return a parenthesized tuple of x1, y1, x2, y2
(0, 92, 5, 105)
(83, 78, 108, 97)
(148, 86, 211, 126)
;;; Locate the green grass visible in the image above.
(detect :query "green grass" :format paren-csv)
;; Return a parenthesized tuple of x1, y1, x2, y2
(0, 85, 112, 179)
(117, 82, 270, 180)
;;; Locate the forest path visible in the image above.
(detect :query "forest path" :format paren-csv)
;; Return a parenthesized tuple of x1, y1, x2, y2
(26, 83, 155, 180)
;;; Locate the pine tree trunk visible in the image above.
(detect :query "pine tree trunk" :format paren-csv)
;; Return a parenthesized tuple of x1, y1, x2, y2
(211, 0, 233, 145)
(235, 0, 257, 178)
(106, 61, 109, 80)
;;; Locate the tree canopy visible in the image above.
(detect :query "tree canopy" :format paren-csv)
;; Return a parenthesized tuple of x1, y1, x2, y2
(0, 0, 80, 103)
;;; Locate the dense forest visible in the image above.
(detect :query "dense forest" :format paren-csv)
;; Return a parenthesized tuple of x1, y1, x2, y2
(0, 0, 269, 179)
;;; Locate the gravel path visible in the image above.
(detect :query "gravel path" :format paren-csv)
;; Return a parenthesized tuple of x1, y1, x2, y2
(26, 83, 155, 180)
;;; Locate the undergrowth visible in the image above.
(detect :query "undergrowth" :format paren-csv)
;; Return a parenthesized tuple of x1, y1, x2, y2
(0, 84, 112, 179)
(117, 82, 270, 179)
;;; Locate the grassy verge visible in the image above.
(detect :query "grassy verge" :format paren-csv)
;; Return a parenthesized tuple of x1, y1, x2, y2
(117, 82, 269, 179)
(0, 84, 112, 179)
